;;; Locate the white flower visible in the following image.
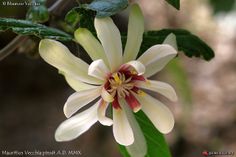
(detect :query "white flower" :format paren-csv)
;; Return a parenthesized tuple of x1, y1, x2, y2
(39, 4, 177, 157)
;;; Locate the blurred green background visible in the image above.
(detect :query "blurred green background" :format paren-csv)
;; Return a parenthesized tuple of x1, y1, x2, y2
(0, 0, 236, 157)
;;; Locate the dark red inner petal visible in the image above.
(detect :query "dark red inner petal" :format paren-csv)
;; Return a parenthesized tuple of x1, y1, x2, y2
(131, 75, 146, 81)
(112, 97, 121, 109)
(125, 93, 141, 111)
(131, 86, 140, 93)
(104, 80, 110, 90)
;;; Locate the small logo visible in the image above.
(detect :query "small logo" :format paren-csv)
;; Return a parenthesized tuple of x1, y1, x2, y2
(202, 151, 209, 156)
(202, 150, 234, 156)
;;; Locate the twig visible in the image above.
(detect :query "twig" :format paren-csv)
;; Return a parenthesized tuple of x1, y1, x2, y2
(48, 0, 65, 12)
(0, 36, 28, 61)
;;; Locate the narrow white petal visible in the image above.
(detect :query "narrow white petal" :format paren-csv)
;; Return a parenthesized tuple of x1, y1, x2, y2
(123, 4, 144, 62)
(101, 87, 114, 102)
(64, 74, 96, 91)
(39, 39, 102, 84)
(136, 80, 177, 101)
(88, 59, 110, 80)
(113, 108, 134, 146)
(97, 100, 113, 126)
(119, 99, 147, 157)
(135, 93, 174, 134)
(138, 44, 177, 77)
(74, 28, 109, 66)
(163, 33, 178, 51)
(126, 60, 145, 75)
(95, 17, 122, 72)
(55, 103, 98, 142)
(63, 87, 101, 118)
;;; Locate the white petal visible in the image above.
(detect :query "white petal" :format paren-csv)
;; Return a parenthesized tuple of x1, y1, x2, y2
(135, 93, 174, 134)
(55, 103, 98, 142)
(113, 108, 134, 146)
(163, 33, 178, 51)
(119, 99, 147, 157)
(95, 17, 122, 72)
(63, 87, 101, 118)
(88, 59, 110, 80)
(39, 39, 102, 84)
(97, 100, 113, 126)
(136, 80, 177, 101)
(126, 60, 145, 75)
(74, 28, 109, 66)
(101, 87, 114, 102)
(138, 44, 177, 77)
(64, 74, 96, 91)
(123, 4, 144, 62)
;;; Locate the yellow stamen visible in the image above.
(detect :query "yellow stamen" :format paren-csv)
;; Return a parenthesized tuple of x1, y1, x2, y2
(137, 90, 146, 96)
(113, 73, 122, 85)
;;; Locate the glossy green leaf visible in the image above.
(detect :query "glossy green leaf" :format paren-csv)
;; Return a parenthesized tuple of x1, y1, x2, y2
(140, 29, 215, 61)
(119, 111, 172, 157)
(26, 0, 49, 23)
(84, 0, 129, 17)
(0, 18, 73, 41)
(165, 0, 180, 10)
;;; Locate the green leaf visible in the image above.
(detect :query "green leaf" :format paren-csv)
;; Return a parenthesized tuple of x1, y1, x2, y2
(140, 29, 215, 61)
(0, 18, 73, 41)
(84, 0, 129, 17)
(119, 145, 131, 157)
(65, 7, 95, 32)
(165, 0, 180, 10)
(65, 8, 81, 28)
(119, 111, 172, 157)
(26, 0, 49, 23)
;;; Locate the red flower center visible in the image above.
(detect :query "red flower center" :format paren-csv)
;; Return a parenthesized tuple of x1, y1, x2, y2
(104, 65, 146, 112)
